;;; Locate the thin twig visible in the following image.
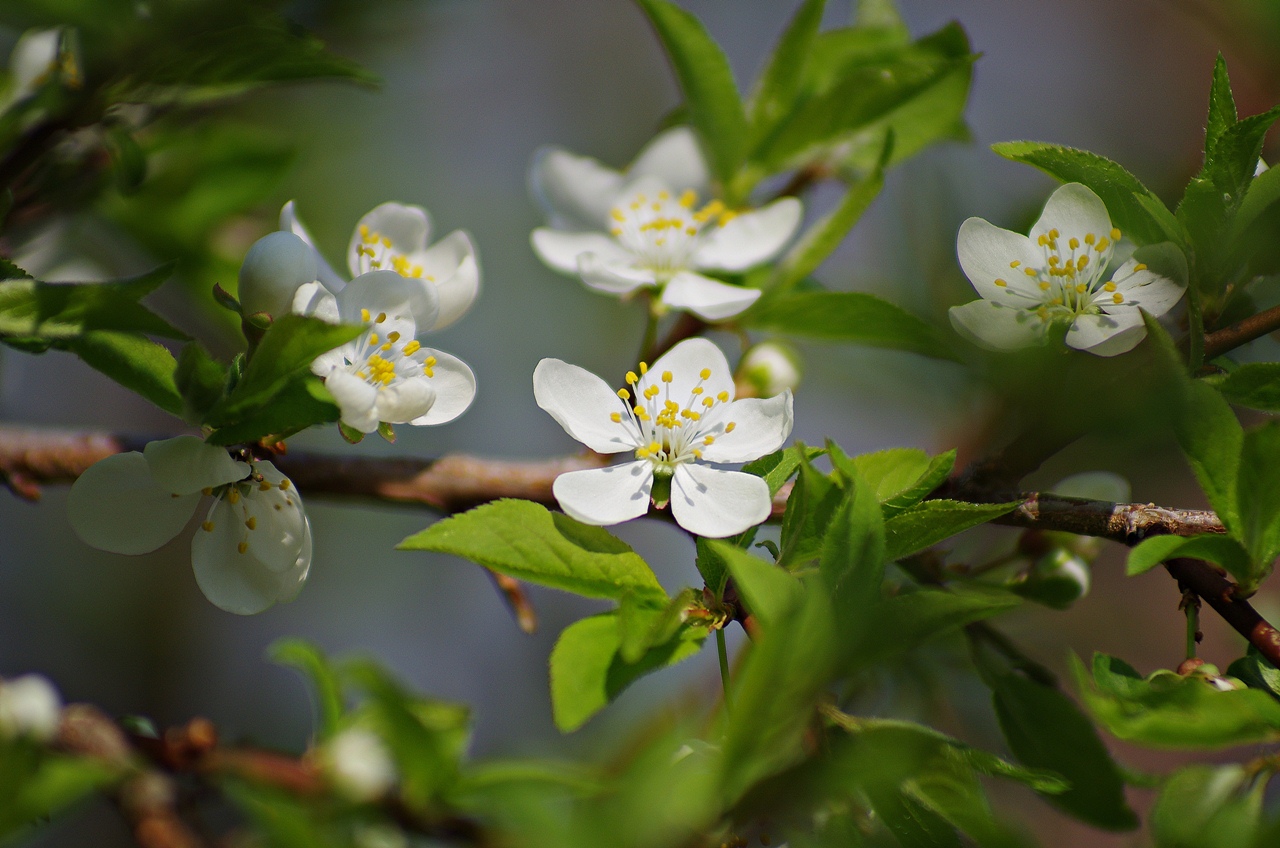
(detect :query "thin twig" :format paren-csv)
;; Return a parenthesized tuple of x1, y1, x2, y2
(1202, 303, 1280, 360)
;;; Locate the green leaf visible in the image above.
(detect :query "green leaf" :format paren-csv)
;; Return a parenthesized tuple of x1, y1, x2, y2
(0, 747, 120, 837)
(1227, 161, 1280, 259)
(636, 0, 748, 185)
(1126, 534, 1250, 583)
(549, 612, 708, 732)
(714, 541, 803, 630)
(206, 375, 339, 445)
(748, 0, 825, 141)
(1205, 55, 1238, 160)
(883, 499, 1020, 561)
(990, 670, 1137, 831)
(68, 331, 182, 416)
(206, 315, 362, 424)
(819, 466, 886, 640)
(778, 455, 845, 568)
(1076, 653, 1280, 749)
(398, 499, 666, 602)
(861, 586, 1021, 664)
(0, 268, 184, 342)
(742, 443, 826, 496)
(175, 342, 228, 420)
(1151, 764, 1263, 848)
(269, 639, 345, 740)
(743, 291, 956, 360)
(992, 141, 1183, 247)
(851, 447, 955, 518)
(617, 588, 695, 664)
(855, 0, 908, 31)
(1227, 647, 1280, 699)
(695, 535, 731, 598)
(905, 753, 1027, 848)
(1217, 363, 1280, 411)
(1237, 421, 1280, 581)
(1208, 106, 1280, 204)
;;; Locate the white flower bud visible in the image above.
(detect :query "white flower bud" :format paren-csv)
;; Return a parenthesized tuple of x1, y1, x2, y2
(324, 727, 396, 801)
(238, 231, 317, 319)
(736, 341, 802, 398)
(0, 674, 62, 741)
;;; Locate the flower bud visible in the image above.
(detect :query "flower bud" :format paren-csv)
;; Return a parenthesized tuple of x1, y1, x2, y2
(323, 726, 396, 801)
(238, 231, 317, 320)
(1013, 548, 1091, 610)
(735, 341, 801, 398)
(0, 674, 62, 741)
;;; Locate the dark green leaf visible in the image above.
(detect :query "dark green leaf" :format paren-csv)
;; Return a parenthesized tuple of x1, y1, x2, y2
(1207, 106, 1280, 204)
(268, 638, 344, 739)
(636, 0, 748, 185)
(778, 455, 845, 568)
(206, 375, 339, 445)
(744, 291, 956, 360)
(819, 466, 886, 641)
(748, 0, 825, 141)
(398, 499, 667, 603)
(1237, 422, 1280, 581)
(861, 586, 1021, 664)
(1205, 55, 1238, 159)
(67, 331, 182, 416)
(1151, 764, 1263, 848)
(992, 141, 1183, 246)
(1217, 363, 1280, 411)
(175, 342, 227, 420)
(883, 499, 1020, 561)
(695, 535, 730, 598)
(1126, 534, 1250, 583)
(617, 588, 696, 664)
(1227, 647, 1280, 699)
(714, 541, 803, 630)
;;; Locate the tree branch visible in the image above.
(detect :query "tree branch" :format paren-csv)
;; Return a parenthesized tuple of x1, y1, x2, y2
(1203, 302, 1280, 360)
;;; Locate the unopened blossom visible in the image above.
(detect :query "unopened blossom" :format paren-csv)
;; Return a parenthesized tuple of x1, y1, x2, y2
(736, 340, 802, 398)
(532, 177, 802, 322)
(949, 183, 1186, 357)
(293, 270, 476, 434)
(238, 231, 318, 319)
(324, 726, 397, 801)
(67, 435, 310, 615)
(0, 675, 61, 741)
(281, 200, 479, 330)
(534, 338, 793, 538)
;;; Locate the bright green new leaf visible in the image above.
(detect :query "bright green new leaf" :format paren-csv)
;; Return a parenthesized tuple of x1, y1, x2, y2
(992, 141, 1183, 247)
(549, 612, 708, 732)
(748, 0, 824, 142)
(0, 267, 184, 342)
(860, 586, 1021, 665)
(694, 535, 730, 599)
(1076, 653, 1280, 749)
(1151, 764, 1264, 848)
(714, 540, 803, 630)
(743, 291, 957, 361)
(1227, 162, 1280, 272)
(1227, 647, 1280, 700)
(269, 638, 345, 740)
(1217, 363, 1280, 411)
(818, 466, 886, 640)
(990, 671, 1138, 831)
(1125, 534, 1250, 583)
(206, 375, 339, 445)
(0, 747, 120, 838)
(1236, 422, 1280, 582)
(175, 342, 228, 421)
(65, 330, 183, 416)
(399, 499, 667, 603)
(851, 446, 955, 518)
(636, 0, 748, 185)
(617, 588, 695, 664)
(1207, 106, 1280, 204)
(778, 455, 845, 568)
(883, 499, 1020, 561)
(742, 443, 827, 497)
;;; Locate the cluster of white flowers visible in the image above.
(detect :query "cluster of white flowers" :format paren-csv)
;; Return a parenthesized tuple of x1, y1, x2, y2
(530, 128, 802, 322)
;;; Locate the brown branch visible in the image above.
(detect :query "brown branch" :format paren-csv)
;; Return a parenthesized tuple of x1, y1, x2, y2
(1203, 302, 1280, 360)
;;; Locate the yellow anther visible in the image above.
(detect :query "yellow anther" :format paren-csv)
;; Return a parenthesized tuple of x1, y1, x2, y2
(679, 190, 696, 208)
(1068, 237, 1080, 250)
(611, 208, 625, 222)
(1084, 233, 1096, 245)
(1049, 228, 1060, 238)
(636, 194, 646, 204)
(686, 227, 697, 236)
(403, 340, 421, 355)
(237, 541, 249, 554)
(228, 490, 240, 504)
(1048, 255, 1060, 266)
(699, 368, 711, 379)
(639, 362, 648, 374)
(1110, 228, 1121, 240)
(280, 479, 291, 491)
(381, 342, 393, 351)
(703, 435, 715, 444)
(645, 385, 660, 399)
(703, 397, 715, 407)
(1094, 237, 1109, 252)
(648, 441, 661, 453)
(626, 371, 638, 384)
(381, 237, 392, 248)
(259, 481, 271, 491)
(610, 412, 622, 423)
(717, 391, 729, 402)
(662, 371, 673, 383)
(376, 312, 387, 323)
(693, 449, 703, 459)
(1112, 292, 1124, 304)
(1024, 267, 1038, 277)
(725, 422, 736, 433)
(618, 388, 630, 401)
(633, 405, 645, 416)
(360, 224, 370, 237)
(1037, 306, 1049, 320)
(369, 334, 379, 346)
(1039, 282, 1051, 291)
(246, 517, 257, 530)
(1074, 284, 1086, 294)
(719, 210, 738, 225)
(655, 238, 666, 246)
(201, 521, 214, 532)
(652, 203, 662, 212)
(1051, 297, 1063, 306)
(1103, 281, 1117, 291)
(1010, 260, 1021, 268)
(1133, 263, 1148, 272)
(994, 279, 1008, 287)
(611, 228, 623, 236)
(202, 487, 213, 496)
(1037, 234, 1049, 246)
(691, 386, 703, 395)
(388, 331, 401, 343)
(361, 308, 371, 322)
(1077, 255, 1089, 269)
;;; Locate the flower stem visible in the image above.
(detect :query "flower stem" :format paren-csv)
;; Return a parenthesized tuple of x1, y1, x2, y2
(716, 627, 731, 710)
(1183, 589, 1201, 660)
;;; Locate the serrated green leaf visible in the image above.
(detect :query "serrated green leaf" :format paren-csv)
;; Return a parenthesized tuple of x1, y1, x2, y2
(1208, 106, 1280, 204)
(617, 588, 695, 664)
(1217, 362, 1280, 411)
(67, 331, 182, 416)
(748, 0, 824, 141)
(1237, 422, 1280, 583)
(990, 670, 1137, 831)
(549, 612, 707, 732)
(819, 466, 886, 641)
(883, 499, 1020, 561)
(744, 291, 956, 360)
(269, 639, 344, 740)
(399, 499, 666, 602)
(0, 268, 184, 342)
(992, 141, 1182, 247)
(636, 0, 748, 185)
(742, 443, 826, 497)
(1126, 534, 1250, 583)
(850, 447, 955, 518)
(779, 455, 845, 568)
(860, 586, 1021, 664)
(1205, 55, 1238, 160)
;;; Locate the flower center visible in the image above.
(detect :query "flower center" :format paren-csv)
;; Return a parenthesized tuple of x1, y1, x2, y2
(607, 360, 737, 471)
(992, 226, 1148, 322)
(354, 225, 435, 281)
(608, 189, 737, 277)
(345, 309, 435, 390)
(198, 469, 296, 555)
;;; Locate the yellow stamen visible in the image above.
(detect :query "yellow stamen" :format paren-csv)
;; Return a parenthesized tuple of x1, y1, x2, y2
(403, 340, 421, 355)
(994, 279, 1008, 287)
(237, 541, 249, 554)
(618, 388, 630, 401)
(201, 521, 214, 532)
(246, 517, 257, 530)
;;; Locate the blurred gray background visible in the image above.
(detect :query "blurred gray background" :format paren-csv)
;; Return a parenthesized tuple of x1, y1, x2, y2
(2, 0, 1277, 843)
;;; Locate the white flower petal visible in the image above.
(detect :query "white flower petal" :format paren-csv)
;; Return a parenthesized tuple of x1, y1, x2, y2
(275, 517, 313, 603)
(660, 271, 761, 321)
(280, 201, 345, 294)
(553, 462, 654, 526)
(347, 202, 431, 277)
(410, 349, 476, 425)
(692, 198, 802, 272)
(670, 464, 771, 538)
(326, 369, 380, 434)
(411, 230, 479, 329)
(1109, 243, 1187, 317)
(700, 392, 793, 464)
(627, 126, 711, 197)
(67, 452, 200, 555)
(10, 29, 59, 99)
(293, 280, 340, 324)
(191, 499, 300, 615)
(143, 436, 249, 495)
(1031, 183, 1112, 251)
(948, 300, 1044, 351)
(336, 271, 425, 340)
(528, 146, 625, 230)
(647, 337, 734, 402)
(242, 462, 308, 573)
(374, 376, 437, 424)
(238, 232, 317, 319)
(578, 253, 657, 296)
(531, 229, 631, 275)
(533, 359, 637, 454)
(956, 217, 1043, 301)
(1066, 310, 1147, 357)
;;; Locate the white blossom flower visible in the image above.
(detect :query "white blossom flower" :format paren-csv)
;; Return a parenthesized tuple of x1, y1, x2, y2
(238, 231, 318, 319)
(3, 28, 77, 112)
(529, 126, 711, 231)
(0, 675, 61, 742)
(292, 270, 476, 434)
(949, 183, 1186, 357)
(324, 726, 397, 801)
(532, 177, 802, 322)
(736, 340, 802, 398)
(281, 200, 479, 331)
(534, 338, 793, 538)
(67, 435, 311, 615)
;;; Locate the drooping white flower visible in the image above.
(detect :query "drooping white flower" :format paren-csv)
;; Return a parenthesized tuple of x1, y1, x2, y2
(238, 231, 318, 319)
(0, 674, 61, 742)
(293, 270, 476, 434)
(281, 200, 479, 331)
(323, 726, 397, 801)
(67, 435, 311, 615)
(949, 183, 1186, 357)
(532, 177, 802, 322)
(534, 338, 793, 538)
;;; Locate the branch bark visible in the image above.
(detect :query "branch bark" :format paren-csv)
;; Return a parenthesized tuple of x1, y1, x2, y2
(1203, 302, 1280, 360)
